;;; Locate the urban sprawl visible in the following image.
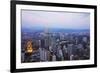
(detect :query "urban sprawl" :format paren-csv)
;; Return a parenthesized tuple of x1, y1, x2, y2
(21, 29, 90, 63)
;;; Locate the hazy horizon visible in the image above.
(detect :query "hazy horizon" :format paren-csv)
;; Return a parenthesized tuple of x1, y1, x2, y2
(22, 10, 90, 30)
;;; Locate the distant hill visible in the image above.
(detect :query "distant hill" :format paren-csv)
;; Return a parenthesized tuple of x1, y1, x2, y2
(22, 27, 90, 33)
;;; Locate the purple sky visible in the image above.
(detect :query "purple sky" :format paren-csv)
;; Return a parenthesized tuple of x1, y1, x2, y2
(22, 10, 90, 29)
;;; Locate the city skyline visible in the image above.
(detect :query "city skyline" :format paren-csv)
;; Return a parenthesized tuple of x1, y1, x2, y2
(22, 10, 90, 30)
(21, 10, 90, 62)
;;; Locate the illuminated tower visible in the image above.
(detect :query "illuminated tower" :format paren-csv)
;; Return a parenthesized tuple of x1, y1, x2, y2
(26, 40, 33, 54)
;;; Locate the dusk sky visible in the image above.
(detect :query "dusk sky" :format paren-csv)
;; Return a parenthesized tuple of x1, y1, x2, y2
(21, 10, 90, 29)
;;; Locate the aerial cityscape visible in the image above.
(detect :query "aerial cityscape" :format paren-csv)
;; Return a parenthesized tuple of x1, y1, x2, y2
(21, 10, 90, 63)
